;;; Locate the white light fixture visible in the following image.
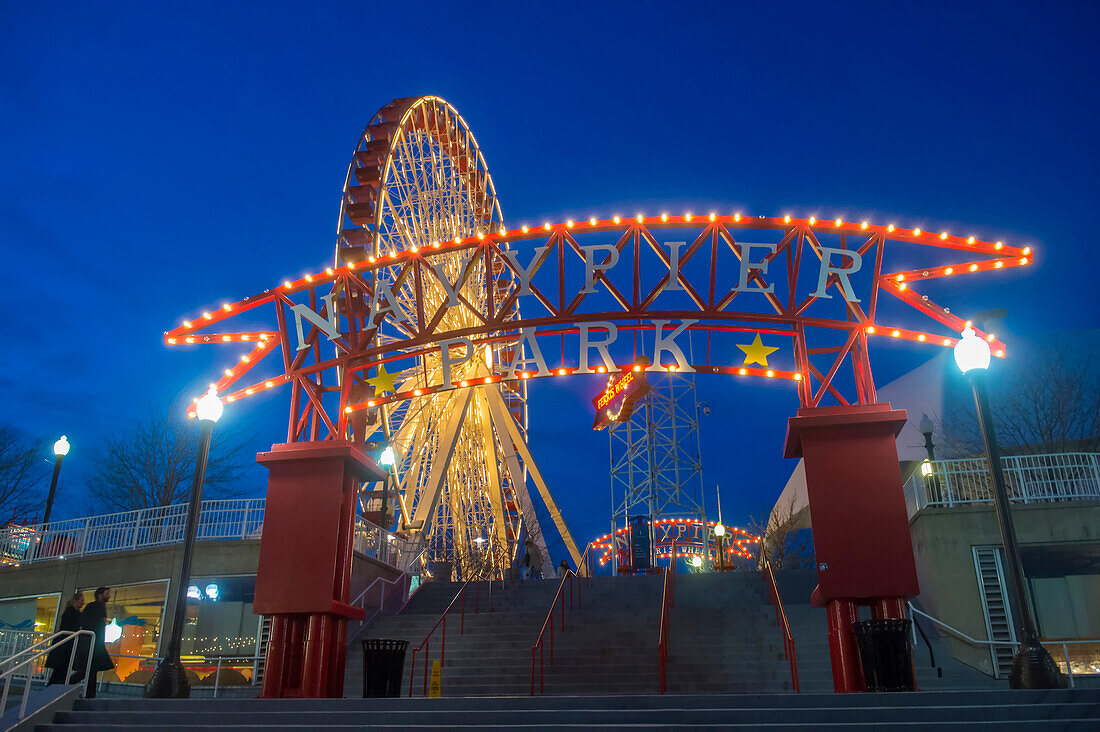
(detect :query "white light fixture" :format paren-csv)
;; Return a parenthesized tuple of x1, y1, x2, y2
(104, 619, 123, 644)
(953, 326, 991, 374)
(53, 435, 70, 457)
(920, 459, 933, 477)
(187, 585, 201, 600)
(195, 386, 224, 423)
(205, 583, 219, 600)
(691, 556, 702, 568)
(714, 523, 726, 537)
(379, 446, 395, 467)
(473, 537, 486, 545)
(484, 344, 493, 368)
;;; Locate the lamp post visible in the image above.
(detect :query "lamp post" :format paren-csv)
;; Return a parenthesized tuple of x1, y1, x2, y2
(953, 327, 1062, 689)
(714, 523, 726, 572)
(146, 387, 223, 698)
(919, 413, 936, 461)
(36, 436, 70, 558)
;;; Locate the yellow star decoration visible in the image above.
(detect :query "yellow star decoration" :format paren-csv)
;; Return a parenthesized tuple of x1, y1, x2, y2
(367, 363, 399, 395)
(737, 334, 779, 367)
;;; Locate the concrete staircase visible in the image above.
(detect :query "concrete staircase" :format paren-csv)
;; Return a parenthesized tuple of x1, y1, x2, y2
(346, 574, 664, 697)
(36, 689, 1100, 729)
(772, 569, 1007, 693)
(345, 569, 1006, 699)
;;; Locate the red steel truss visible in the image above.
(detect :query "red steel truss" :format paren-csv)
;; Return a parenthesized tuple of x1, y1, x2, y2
(166, 214, 1031, 440)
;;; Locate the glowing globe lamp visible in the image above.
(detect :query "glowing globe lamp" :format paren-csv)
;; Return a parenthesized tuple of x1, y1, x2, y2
(104, 619, 123, 644)
(379, 446, 396, 467)
(953, 327, 991, 374)
(714, 523, 726, 538)
(196, 386, 223, 423)
(53, 435, 70, 457)
(920, 459, 933, 477)
(691, 556, 702, 568)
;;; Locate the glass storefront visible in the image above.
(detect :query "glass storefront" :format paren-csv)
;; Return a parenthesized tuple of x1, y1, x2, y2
(99, 580, 168, 684)
(1024, 543, 1100, 677)
(0, 593, 59, 662)
(180, 575, 261, 687)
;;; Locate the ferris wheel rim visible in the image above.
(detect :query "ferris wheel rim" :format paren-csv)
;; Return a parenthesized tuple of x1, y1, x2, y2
(334, 95, 505, 265)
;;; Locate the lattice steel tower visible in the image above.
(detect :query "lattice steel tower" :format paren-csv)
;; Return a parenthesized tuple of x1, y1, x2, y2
(609, 373, 705, 533)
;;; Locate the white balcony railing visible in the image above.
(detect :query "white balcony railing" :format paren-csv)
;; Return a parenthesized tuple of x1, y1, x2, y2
(905, 452, 1100, 516)
(1, 499, 405, 570)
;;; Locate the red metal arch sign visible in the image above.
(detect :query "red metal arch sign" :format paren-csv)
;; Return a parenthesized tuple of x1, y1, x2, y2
(166, 214, 1031, 439)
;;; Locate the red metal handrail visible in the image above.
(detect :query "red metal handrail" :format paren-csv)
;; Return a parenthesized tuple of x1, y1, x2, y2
(760, 550, 800, 692)
(407, 577, 489, 696)
(529, 543, 592, 694)
(657, 565, 674, 693)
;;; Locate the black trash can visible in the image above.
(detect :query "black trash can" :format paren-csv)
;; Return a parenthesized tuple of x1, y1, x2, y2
(852, 619, 916, 692)
(362, 639, 409, 697)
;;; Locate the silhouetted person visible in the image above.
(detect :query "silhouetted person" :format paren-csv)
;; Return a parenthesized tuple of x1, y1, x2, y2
(557, 560, 569, 578)
(46, 592, 85, 685)
(78, 586, 115, 697)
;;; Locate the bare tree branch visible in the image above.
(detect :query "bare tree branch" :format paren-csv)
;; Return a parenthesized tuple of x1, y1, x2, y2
(937, 341, 1100, 458)
(747, 493, 815, 570)
(87, 409, 248, 513)
(0, 427, 48, 524)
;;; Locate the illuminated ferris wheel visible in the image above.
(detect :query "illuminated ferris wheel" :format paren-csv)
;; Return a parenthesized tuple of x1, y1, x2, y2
(335, 96, 577, 578)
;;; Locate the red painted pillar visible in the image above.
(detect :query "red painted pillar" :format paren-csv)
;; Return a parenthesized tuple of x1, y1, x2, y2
(784, 404, 920, 693)
(825, 599, 863, 692)
(254, 441, 385, 698)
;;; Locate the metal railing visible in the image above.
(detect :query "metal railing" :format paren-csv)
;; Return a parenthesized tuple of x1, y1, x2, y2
(0, 499, 266, 565)
(348, 570, 423, 643)
(905, 452, 1100, 515)
(104, 653, 264, 697)
(407, 578, 493, 697)
(657, 566, 674, 694)
(352, 517, 422, 571)
(906, 603, 1099, 687)
(1, 630, 94, 722)
(0, 500, 417, 571)
(760, 550, 800, 692)
(530, 543, 591, 695)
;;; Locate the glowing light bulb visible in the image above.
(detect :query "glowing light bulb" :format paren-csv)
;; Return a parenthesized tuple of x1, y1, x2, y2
(809, 217, 816, 225)
(940, 232, 948, 240)
(970, 264, 978, 272)
(834, 218, 841, 227)
(522, 225, 529, 233)
(913, 228, 921, 236)
(867, 326, 875, 333)
(738, 368, 747, 375)
(861, 221, 868, 229)
(967, 236, 975, 244)
(590, 217, 596, 225)
(784, 215, 791, 223)
(888, 224, 895, 232)
(945, 267, 953, 275)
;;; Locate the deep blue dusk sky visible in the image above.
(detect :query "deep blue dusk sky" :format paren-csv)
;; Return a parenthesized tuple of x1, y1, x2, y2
(2, 2, 1098, 558)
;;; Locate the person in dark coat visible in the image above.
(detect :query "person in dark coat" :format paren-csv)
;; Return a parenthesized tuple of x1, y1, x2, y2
(78, 586, 116, 698)
(46, 592, 85, 685)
